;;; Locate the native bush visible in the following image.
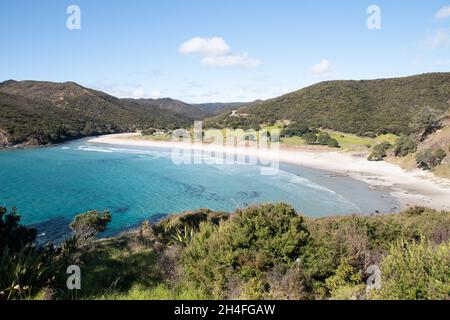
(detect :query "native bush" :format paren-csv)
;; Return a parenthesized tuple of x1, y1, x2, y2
(70, 210, 112, 242)
(415, 148, 447, 170)
(180, 203, 310, 298)
(368, 142, 392, 161)
(371, 239, 450, 300)
(393, 135, 417, 157)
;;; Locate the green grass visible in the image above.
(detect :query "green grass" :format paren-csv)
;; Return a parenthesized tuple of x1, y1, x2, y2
(278, 129, 399, 151)
(325, 130, 399, 151)
(63, 232, 209, 300)
(71, 233, 160, 299)
(96, 283, 208, 300)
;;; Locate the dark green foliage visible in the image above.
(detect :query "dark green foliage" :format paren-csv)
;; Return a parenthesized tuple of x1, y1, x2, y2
(326, 138, 340, 148)
(180, 203, 310, 298)
(0, 207, 37, 256)
(368, 142, 393, 161)
(70, 210, 112, 241)
(206, 73, 450, 136)
(0, 81, 190, 147)
(317, 133, 340, 148)
(393, 135, 417, 157)
(282, 123, 311, 137)
(303, 132, 318, 144)
(415, 148, 447, 170)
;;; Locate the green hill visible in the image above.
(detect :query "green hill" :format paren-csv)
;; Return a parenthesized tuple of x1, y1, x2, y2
(206, 73, 450, 136)
(0, 80, 190, 147)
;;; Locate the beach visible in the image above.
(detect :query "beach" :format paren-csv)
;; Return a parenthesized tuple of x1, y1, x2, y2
(89, 133, 450, 212)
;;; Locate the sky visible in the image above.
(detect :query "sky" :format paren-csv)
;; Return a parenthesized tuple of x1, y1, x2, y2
(1, 0, 450, 103)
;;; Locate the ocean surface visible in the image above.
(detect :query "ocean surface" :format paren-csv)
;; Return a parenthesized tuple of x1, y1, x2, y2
(0, 139, 399, 242)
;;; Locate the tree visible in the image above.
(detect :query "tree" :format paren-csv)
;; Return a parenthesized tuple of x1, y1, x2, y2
(282, 123, 311, 137)
(317, 133, 332, 145)
(410, 107, 443, 141)
(415, 148, 447, 170)
(0, 207, 37, 257)
(368, 142, 393, 161)
(303, 133, 318, 145)
(327, 138, 340, 148)
(70, 210, 112, 241)
(393, 135, 417, 157)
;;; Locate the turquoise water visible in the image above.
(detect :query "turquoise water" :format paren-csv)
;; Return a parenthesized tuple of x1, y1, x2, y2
(0, 139, 398, 242)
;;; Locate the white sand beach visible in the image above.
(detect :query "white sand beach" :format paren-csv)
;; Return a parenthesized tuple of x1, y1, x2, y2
(89, 133, 450, 212)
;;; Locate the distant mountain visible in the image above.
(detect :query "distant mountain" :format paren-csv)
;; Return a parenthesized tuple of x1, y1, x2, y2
(206, 73, 450, 136)
(193, 102, 247, 115)
(121, 98, 245, 119)
(0, 80, 188, 147)
(120, 98, 205, 119)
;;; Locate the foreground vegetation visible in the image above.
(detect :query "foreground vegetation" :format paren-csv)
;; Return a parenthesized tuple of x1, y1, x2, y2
(1, 204, 449, 300)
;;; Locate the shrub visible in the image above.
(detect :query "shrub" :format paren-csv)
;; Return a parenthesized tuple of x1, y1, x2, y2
(393, 135, 417, 157)
(303, 133, 318, 145)
(180, 203, 310, 298)
(324, 260, 365, 300)
(415, 148, 447, 170)
(69, 210, 112, 242)
(372, 239, 450, 300)
(368, 142, 392, 161)
(281, 123, 311, 137)
(410, 107, 443, 140)
(317, 133, 332, 145)
(327, 138, 340, 148)
(0, 207, 37, 257)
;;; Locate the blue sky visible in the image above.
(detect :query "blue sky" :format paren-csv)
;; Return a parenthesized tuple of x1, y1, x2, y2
(1, 0, 450, 102)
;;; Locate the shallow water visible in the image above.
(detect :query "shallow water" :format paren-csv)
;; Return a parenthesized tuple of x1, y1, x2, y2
(0, 139, 399, 242)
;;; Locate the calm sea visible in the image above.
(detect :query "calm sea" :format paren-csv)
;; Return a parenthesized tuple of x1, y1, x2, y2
(0, 139, 399, 242)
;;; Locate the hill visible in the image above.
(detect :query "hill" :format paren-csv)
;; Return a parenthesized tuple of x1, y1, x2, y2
(121, 98, 245, 119)
(205, 73, 450, 136)
(0, 81, 188, 147)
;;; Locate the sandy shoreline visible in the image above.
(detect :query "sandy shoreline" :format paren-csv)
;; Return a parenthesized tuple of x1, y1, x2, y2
(89, 133, 450, 212)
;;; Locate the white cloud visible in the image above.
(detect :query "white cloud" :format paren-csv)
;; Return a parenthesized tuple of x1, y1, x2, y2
(179, 37, 230, 56)
(424, 29, 450, 48)
(310, 59, 333, 76)
(149, 90, 161, 98)
(202, 52, 261, 68)
(92, 82, 162, 99)
(179, 36, 260, 68)
(435, 6, 450, 20)
(128, 87, 162, 99)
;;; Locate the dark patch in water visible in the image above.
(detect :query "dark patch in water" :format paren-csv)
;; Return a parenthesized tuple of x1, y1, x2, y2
(236, 191, 260, 199)
(181, 183, 226, 202)
(114, 207, 130, 214)
(30, 216, 72, 245)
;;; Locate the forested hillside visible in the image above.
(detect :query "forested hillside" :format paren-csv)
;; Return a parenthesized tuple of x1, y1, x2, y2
(206, 73, 450, 136)
(0, 81, 189, 147)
